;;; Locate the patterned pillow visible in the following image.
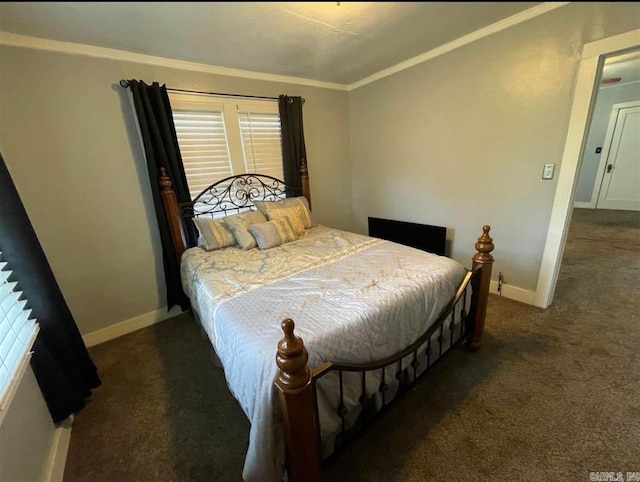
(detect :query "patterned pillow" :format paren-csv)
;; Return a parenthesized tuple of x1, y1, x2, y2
(222, 210, 267, 250)
(248, 218, 298, 250)
(254, 197, 314, 229)
(192, 217, 236, 251)
(267, 207, 306, 237)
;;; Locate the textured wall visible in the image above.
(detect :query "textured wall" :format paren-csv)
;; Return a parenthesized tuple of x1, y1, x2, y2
(349, 2, 640, 292)
(0, 368, 58, 481)
(0, 46, 351, 334)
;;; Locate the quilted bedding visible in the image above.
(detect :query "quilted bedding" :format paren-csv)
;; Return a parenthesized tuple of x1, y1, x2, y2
(181, 225, 467, 481)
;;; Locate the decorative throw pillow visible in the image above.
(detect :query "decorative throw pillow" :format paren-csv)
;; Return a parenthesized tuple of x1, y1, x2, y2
(254, 197, 315, 229)
(248, 218, 298, 250)
(267, 207, 306, 237)
(222, 210, 267, 250)
(192, 217, 236, 251)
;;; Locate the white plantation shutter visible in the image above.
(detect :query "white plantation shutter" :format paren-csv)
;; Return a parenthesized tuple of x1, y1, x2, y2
(173, 108, 233, 200)
(0, 252, 38, 410)
(168, 93, 285, 203)
(238, 110, 284, 180)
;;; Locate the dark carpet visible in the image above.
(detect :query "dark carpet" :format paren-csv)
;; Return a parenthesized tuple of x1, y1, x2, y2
(64, 209, 640, 481)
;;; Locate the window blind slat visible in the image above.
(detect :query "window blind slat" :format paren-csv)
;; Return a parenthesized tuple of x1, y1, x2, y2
(0, 330, 17, 360)
(0, 251, 39, 410)
(173, 107, 234, 199)
(4, 339, 23, 374)
(6, 299, 27, 327)
(0, 318, 10, 342)
(18, 319, 35, 343)
(238, 111, 284, 180)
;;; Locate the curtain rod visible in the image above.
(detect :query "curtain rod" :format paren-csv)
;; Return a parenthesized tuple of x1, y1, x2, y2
(119, 80, 304, 103)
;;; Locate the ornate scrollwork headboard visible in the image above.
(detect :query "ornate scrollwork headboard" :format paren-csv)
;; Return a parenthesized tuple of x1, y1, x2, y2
(159, 161, 310, 264)
(183, 173, 299, 220)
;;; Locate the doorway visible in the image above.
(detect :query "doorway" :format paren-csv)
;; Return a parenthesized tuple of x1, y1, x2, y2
(574, 50, 640, 212)
(535, 29, 640, 308)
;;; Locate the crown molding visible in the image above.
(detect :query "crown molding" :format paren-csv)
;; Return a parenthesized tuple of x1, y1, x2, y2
(0, 3, 570, 92)
(0, 31, 349, 92)
(347, 2, 571, 90)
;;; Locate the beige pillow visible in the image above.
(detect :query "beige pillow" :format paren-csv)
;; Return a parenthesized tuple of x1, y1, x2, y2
(192, 217, 236, 251)
(248, 218, 298, 250)
(222, 210, 267, 250)
(254, 197, 314, 229)
(267, 207, 306, 237)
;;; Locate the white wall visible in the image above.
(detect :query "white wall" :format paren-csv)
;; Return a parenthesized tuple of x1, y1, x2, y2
(0, 46, 351, 336)
(574, 81, 640, 204)
(349, 2, 640, 293)
(0, 368, 60, 482)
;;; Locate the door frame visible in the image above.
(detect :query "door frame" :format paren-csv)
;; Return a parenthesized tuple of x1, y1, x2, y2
(534, 28, 640, 309)
(593, 100, 640, 209)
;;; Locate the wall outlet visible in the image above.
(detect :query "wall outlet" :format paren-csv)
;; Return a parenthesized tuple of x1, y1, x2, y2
(542, 163, 555, 180)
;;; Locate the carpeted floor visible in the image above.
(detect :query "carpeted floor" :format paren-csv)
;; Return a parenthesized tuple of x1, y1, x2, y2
(64, 209, 640, 481)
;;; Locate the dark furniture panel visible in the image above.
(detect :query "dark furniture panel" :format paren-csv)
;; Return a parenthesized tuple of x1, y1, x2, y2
(368, 217, 446, 256)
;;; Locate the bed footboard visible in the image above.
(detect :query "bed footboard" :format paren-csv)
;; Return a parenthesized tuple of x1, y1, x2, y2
(275, 225, 494, 481)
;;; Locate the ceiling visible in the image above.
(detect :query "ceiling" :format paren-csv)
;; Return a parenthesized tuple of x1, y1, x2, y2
(0, 2, 544, 85)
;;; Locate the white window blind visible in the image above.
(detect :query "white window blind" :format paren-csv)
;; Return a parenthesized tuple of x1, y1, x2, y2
(0, 252, 39, 411)
(169, 93, 284, 202)
(172, 108, 234, 200)
(238, 110, 283, 180)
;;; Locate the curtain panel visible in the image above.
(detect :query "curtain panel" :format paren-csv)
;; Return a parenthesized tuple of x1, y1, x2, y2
(278, 96, 307, 197)
(0, 153, 101, 423)
(127, 80, 195, 311)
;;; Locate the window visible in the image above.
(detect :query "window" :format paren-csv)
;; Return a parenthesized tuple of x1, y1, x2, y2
(169, 93, 284, 201)
(0, 251, 39, 414)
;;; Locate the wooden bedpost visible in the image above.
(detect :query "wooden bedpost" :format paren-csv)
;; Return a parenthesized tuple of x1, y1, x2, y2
(275, 318, 321, 482)
(159, 167, 187, 263)
(300, 158, 311, 209)
(468, 225, 495, 352)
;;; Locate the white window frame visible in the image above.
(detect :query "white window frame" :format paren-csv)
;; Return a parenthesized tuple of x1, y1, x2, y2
(169, 92, 284, 199)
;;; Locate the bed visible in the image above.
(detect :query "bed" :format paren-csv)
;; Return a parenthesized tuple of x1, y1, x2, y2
(158, 163, 494, 482)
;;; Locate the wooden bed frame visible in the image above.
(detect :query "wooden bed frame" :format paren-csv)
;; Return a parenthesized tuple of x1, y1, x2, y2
(159, 162, 494, 482)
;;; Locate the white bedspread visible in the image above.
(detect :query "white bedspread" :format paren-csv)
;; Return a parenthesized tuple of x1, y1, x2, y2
(181, 225, 467, 481)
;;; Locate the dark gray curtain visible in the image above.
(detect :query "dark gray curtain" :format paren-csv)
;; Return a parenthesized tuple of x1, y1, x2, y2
(0, 152, 101, 423)
(127, 80, 195, 311)
(278, 96, 307, 195)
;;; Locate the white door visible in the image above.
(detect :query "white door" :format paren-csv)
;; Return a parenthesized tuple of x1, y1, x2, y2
(595, 102, 640, 211)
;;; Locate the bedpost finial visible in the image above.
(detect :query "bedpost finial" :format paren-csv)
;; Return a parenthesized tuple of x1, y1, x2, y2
(275, 318, 312, 392)
(473, 225, 494, 263)
(299, 158, 309, 177)
(282, 318, 295, 337)
(159, 167, 173, 191)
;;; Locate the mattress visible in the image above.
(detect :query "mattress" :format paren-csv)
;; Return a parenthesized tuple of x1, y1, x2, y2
(181, 225, 467, 482)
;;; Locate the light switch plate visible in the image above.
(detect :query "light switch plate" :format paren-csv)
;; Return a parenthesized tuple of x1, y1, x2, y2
(542, 163, 555, 180)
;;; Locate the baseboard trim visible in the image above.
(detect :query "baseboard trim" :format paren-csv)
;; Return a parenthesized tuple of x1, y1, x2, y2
(83, 306, 184, 347)
(489, 280, 536, 305)
(46, 421, 72, 482)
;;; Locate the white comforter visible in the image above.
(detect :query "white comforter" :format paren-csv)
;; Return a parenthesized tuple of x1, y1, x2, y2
(181, 225, 467, 482)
